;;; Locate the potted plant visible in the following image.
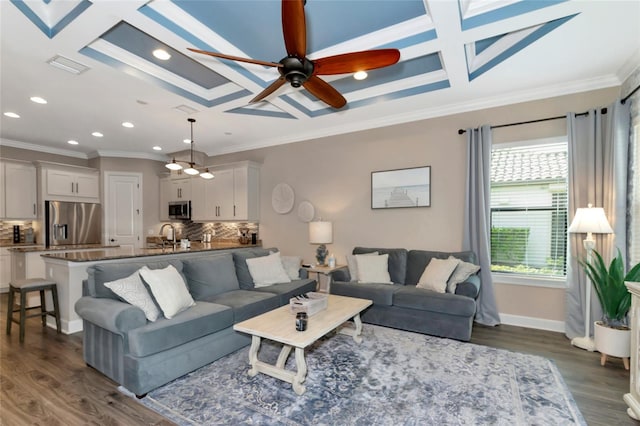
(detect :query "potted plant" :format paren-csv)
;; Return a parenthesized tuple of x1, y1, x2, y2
(581, 249, 640, 368)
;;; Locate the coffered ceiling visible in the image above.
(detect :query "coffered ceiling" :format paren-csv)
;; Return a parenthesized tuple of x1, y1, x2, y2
(1, 0, 638, 159)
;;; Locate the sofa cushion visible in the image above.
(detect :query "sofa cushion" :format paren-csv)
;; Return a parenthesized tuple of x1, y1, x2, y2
(281, 256, 302, 280)
(139, 265, 195, 319)
(353, 247, 408, 284)
(182, 254, 240, 300)
(246, 252, 291, 287)
(346, 251, 378, 281)
(356, 254, 392, 284)
(406, 250, 477, 286)
(393, 286, 477, 317)
(127, 301, 233, 357)
(417, 257, 459, 293)
(88, 259, 185, 299)
(104, 270, 161, 322)
(331, 281, 401, 306)
(204, 290, 280, 322)
(232, 248, 278, 289)
(252, 279, 317, 305)
(447, 256, 481, 293)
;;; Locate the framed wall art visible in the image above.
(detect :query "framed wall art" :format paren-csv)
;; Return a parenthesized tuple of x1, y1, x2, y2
(371, 166, 431, 209)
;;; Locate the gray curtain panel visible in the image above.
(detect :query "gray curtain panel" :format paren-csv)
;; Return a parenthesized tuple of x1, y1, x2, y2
(464, 125, 501, 326)
(565, 100, 631, 340)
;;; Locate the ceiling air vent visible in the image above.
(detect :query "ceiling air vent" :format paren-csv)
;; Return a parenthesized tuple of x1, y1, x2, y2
(174, 105, 199, 114)
(46, 55, 90, 75)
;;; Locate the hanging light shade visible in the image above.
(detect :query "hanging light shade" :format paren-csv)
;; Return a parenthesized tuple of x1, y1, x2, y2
(165, 158, 183, 171)
(200, 168, 214, 179)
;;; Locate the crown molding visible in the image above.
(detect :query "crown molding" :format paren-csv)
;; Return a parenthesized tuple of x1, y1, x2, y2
(0, 138, 89, 159)
(90, 150, 169, 161)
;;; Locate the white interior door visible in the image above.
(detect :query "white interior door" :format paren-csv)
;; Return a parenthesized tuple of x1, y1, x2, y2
(105, 172, 142, 250)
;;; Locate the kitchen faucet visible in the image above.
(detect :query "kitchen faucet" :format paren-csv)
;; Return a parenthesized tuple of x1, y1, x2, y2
(159, 223, 177, 250)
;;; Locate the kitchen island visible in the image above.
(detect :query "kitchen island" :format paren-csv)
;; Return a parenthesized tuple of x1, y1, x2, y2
(40, 241, 262, 334)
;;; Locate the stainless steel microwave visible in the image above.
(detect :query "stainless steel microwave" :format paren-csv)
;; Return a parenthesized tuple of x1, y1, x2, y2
(168, 201, 191, 220)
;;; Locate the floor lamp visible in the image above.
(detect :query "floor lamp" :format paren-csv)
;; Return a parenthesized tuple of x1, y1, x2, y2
(568, 203, 613, 351)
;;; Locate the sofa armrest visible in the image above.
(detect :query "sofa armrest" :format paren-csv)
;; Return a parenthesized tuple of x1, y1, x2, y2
(329, 267, 350, 282)
(75, 296, 147, 335)
(455, 274, 481, 299)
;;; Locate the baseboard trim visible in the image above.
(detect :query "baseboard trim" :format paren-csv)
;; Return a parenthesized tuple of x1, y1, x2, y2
(499, 313, 565, 333)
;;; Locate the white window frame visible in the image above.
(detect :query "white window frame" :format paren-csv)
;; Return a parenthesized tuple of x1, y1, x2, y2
(490, 136, 568, 289)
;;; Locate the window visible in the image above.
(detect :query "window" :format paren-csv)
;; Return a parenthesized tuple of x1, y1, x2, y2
(490, 139, 568, 280)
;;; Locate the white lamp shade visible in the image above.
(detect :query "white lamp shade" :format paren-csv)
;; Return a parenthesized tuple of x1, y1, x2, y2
(165, 160, 182, 171)
(309, 221, 332, 244)
(568, 205, 613, 234)
(183, 166, 199, 175)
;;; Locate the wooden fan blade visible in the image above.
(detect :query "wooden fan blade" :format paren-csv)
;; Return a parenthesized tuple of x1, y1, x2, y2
(313, 49, 400, 75)
(187, 48, 282, 68)
(249, 76, 287, 103)
(303, 76, 347, 109)
(282, 0, 306, 57)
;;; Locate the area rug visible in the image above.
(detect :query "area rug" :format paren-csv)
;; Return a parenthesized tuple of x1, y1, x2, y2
(135, 325, 585, 425)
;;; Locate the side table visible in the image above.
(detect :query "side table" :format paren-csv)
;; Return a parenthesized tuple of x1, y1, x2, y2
(305, 264, 346, 293)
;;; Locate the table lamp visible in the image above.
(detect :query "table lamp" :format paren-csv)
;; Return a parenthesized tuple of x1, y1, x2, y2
(568, 203, 613, 351)
(309, 221, 332, 265)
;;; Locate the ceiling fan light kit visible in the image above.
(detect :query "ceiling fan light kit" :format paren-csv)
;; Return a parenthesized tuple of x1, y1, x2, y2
(188, 0, 400, 109)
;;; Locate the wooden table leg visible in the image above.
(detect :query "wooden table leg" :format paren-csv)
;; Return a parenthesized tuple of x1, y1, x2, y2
(276, 345, 292, 369)
(248, 335, 261, 377)
(338, 313, 364, 343)
(292, 347, 307, 395)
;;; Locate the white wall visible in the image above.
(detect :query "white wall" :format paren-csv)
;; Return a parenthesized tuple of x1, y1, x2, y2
(210, 86, 621, 326)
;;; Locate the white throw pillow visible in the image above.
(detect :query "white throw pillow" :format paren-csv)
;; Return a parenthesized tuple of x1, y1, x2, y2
(447, 256, 481, 293)
(347, 251, 378, 281)
(246, 252, 292, 288)
(139, 265, 195, 319)
(104, 270, 161, 322)
(281, 256, 302, 280)
(417, 258, 460, 293)
(356, 253, 392, 284)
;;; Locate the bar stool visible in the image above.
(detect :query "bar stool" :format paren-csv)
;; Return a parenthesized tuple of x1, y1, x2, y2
(6, 278, 61, 343)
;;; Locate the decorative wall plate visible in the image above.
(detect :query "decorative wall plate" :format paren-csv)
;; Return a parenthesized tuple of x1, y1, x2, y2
(297, 201, 315, 222)
(272, 183, 295, 214)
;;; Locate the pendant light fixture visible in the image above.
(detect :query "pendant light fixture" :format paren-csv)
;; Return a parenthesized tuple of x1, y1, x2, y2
(165, 118, 214, 179)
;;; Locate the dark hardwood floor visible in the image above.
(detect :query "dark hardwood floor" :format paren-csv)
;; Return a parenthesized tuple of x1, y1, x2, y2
(0, 293, 636, 425)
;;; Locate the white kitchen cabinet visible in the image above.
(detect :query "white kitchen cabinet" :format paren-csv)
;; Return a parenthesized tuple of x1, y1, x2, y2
(1, 160, 37, 219)
(37, 162, 100, 203)
(198, 162, 259, 222)
(0, 247, 12, 292)
(190, 177, 207, 221)
(46, 169, 99, 199)
(159, 177, 192, 221)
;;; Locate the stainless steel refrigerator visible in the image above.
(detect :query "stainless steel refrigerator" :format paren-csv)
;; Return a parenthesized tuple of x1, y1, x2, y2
(45, 201, 102, 247)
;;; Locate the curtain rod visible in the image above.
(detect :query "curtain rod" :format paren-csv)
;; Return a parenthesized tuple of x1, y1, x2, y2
(457, 82, 640, 135)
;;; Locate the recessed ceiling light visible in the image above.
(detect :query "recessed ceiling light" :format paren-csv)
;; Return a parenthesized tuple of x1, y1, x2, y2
(122, 122, 134, 128)
(183, 138, 191, 144)
(67, 140, 79, 145)
(30, 96, 47, 104)
(91, 131, 103, 137)
(4, 112, 20, 118)
(152, 146, 162, 151)
(353, 71, 368, 80)
(153, 49, 171, 60)
(224, 132, 232, 136)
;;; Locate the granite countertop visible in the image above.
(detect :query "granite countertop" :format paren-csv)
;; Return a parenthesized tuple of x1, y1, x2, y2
(7, 244, 118, 253)
(0, 240, 41, 248)
(41, 241, 262, 262)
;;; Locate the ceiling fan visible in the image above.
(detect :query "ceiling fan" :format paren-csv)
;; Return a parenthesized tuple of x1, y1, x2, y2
(188, 0, 400, 109)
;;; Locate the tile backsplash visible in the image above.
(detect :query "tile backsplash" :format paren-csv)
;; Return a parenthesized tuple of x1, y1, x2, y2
(161, 221, 259, 242)
(0, 221, 34, 242)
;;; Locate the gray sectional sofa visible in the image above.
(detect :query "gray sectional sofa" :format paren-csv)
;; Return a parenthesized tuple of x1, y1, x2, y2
(74, 248, 315, 397)
(330, 247, 481, 341)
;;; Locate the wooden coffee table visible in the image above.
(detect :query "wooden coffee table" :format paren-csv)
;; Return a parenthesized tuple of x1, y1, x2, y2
(233, 294, 372, 395)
